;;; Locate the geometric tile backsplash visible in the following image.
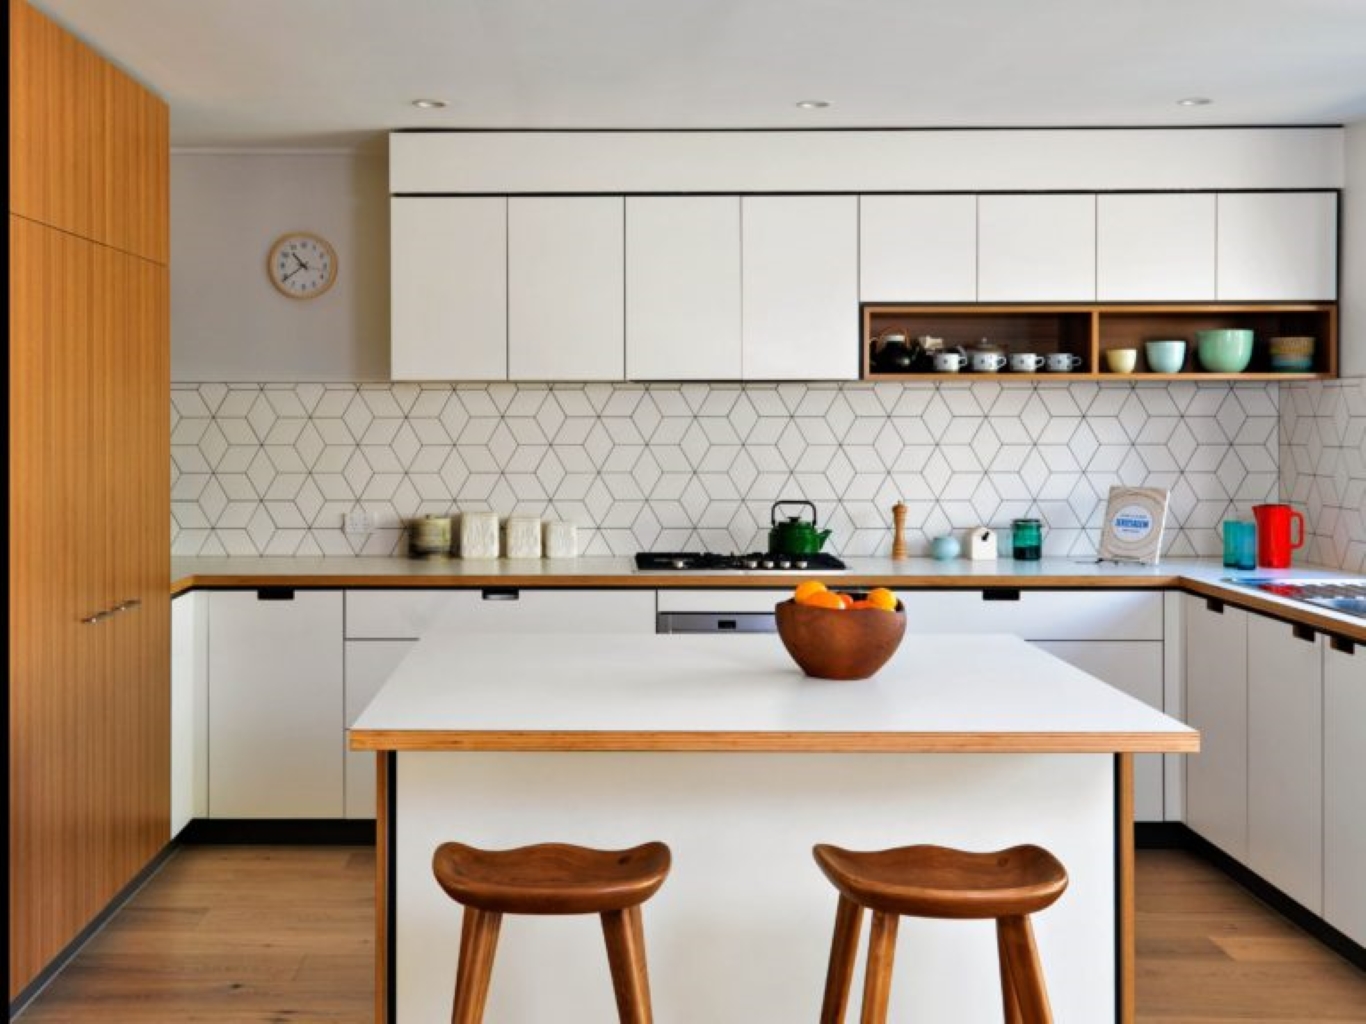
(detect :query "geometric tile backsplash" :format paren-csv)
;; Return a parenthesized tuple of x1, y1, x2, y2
(170, 379, 1307, 562)
(1281, 376, 1366, 574)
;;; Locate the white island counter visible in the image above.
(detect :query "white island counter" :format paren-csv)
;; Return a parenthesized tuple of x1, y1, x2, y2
(352, 630, 1197, 1023)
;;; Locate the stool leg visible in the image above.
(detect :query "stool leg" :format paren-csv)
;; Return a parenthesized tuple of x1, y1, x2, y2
(819, 896, 864, 1024)
(601, 905, 653, 1024)
(451, 907, 502, 1024)
(996, 919, 1023, 1024)
(998, 915, 1053, 1024)
(858, 911, 899, 1024)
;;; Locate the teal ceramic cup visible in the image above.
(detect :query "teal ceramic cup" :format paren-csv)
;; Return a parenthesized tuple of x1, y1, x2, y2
(1144, 339, 1187, 373)
(1196, 329, 1254, 373)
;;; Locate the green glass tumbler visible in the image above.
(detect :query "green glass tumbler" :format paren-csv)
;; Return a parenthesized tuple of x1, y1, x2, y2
(1011, 518, 1042, 561)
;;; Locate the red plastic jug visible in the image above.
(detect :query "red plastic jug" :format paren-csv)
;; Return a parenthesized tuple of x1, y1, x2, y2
(1251, 504, 1305, 568)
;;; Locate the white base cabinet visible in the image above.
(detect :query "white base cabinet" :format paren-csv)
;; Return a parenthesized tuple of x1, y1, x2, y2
(207, 591, 344, 818)
(1183, 595, 1250, 860)
(170, 592, 208, 836)
(1247, 617, 1324, 913)
(1324, 637, 1366, 945)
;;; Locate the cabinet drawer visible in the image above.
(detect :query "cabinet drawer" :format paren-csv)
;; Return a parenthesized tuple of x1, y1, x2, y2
(656, 590, 789, 614)
(346, 589, 655, 639)
(900, 589, 1162, 641)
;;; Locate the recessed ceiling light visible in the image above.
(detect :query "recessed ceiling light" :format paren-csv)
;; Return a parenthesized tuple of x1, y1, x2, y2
(1177, 97, 1213, 107)
(796, 100, 831, 110)
(411, 98, 447, 109)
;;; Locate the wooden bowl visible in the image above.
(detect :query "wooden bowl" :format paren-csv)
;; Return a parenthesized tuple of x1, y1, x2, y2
(775, 598, 907, 681)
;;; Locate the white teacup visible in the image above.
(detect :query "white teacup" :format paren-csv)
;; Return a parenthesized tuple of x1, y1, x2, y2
(934, 351, 966, 372)
(1009, 352, 1045, 372)
(971, 352, 1006, 372)
(1047, 353, 1084, 372)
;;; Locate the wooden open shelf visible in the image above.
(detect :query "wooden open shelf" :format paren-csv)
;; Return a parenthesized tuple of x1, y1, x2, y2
(863, 303, 1338, 381)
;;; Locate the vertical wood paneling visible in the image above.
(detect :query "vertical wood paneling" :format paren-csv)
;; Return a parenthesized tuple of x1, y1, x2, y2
(103, 63, 170, 263)
(10, 0, 170, 999)
(8, 0, 104, 239)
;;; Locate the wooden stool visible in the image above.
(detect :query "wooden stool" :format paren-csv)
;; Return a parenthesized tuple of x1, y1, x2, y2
(813, 843, 1069, 1024)
(432, 840, 672, 1024)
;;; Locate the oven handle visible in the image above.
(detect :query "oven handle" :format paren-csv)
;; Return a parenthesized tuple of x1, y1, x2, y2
(656, 612, 777, 634)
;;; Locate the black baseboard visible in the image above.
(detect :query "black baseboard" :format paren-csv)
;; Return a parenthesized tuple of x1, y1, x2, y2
(175, 819, 378, 846)
(1135, 821, 1188, 849)
(1159, 823, 1365, 971)
(9, 842, 178, 1019)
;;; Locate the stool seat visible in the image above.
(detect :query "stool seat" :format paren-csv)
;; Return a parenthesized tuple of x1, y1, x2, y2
(433, 841, 671, 916)
(813, 843, 1067, 920)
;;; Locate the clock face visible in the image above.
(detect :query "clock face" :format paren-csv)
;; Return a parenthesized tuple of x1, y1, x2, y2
(268, 233, 337, 299)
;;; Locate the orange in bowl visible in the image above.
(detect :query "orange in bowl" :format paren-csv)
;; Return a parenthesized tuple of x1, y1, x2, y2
(775, 593, 907, 681)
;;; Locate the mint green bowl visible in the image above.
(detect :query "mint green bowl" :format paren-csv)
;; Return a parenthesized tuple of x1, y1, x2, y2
(1196, 329, 1254, 373)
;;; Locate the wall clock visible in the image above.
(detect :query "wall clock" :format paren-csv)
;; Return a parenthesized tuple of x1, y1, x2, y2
(267, 231, 337, 299)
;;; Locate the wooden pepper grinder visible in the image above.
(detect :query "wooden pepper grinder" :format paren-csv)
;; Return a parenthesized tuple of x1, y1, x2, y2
(891, 502, 908, 559)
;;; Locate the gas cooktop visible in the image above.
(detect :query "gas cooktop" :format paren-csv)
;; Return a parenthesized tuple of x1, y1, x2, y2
(634, 552, 847, 572)
(1226, 578, 1366, 621)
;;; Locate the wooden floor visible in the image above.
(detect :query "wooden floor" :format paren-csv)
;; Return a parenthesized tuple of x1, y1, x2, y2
(13, 846, 1366, 1022)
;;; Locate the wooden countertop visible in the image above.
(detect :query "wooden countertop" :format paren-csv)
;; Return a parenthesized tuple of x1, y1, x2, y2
(349, 631, 1198, 755)
(171, 555, 1366, 641)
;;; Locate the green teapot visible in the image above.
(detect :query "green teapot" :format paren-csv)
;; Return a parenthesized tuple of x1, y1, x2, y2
(768, 500, 832, 556)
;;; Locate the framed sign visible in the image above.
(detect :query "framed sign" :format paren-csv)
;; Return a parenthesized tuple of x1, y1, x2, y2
(1098, 486, 1169, 564)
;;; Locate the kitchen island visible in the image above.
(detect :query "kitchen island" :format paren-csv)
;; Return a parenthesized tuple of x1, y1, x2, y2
(351, 627, 1197, 1023)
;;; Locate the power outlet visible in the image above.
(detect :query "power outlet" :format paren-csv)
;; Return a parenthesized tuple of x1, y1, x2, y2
(343, 508, 374, 535)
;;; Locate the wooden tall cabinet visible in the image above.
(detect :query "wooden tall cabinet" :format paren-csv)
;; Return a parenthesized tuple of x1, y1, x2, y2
(9, 0, 169, 1001)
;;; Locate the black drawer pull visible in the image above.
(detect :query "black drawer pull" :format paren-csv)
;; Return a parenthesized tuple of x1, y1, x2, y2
(1293, 623, 1316, 643)
(257, 587, 295, 601)
(982, 588, 1021, 602)
(718, 619, 738, 631)
(1205, 597, 1224, 614)
(1330, 635, 1356, 655)
(481, 588, 520, 601)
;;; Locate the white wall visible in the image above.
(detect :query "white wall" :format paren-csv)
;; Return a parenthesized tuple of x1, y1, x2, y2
(1342, 121, 1366, 378)
(171, 152, 389, 381)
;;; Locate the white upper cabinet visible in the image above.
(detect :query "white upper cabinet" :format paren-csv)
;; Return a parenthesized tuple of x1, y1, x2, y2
(508, 197, 625, 380)
(626, 197, 742, 380)
(391, 197, 508, 381)
(978, 194, 1096, 301)
(1216, 192, 1338, 300)
(860, 195, 977, 302)
(1097, 194, 1216, 301)
(742, 196, 859, 380)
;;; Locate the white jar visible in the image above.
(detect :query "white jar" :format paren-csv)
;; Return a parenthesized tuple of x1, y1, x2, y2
(543, 521, 578, 559)
(504, 515, 542, 559)
(459, 511, 501, 559)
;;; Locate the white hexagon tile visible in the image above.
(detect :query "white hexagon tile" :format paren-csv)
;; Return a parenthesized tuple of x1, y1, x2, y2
(1280, 378, 1366, 574)
(168, 379, 1306, 563)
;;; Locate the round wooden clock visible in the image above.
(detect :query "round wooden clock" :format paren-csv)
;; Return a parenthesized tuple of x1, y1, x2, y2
(267, 232, 337, 299)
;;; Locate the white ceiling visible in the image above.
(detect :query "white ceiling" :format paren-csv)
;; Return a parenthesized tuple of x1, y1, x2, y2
(33, 0, 1366, 149)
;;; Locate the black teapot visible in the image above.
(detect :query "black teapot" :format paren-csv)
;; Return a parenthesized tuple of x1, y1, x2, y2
(871, 328, 919, 373)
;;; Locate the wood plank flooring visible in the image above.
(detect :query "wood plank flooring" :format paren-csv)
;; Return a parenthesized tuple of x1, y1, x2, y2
(14, 846, 1366, 1021)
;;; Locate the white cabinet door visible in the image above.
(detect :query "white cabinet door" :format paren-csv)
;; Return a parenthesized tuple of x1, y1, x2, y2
(978, 194, 1096, 301)
(1217, 192, 1338, 300)
(860, 195, 976, 302)
(1035, 640, 1166, 821)
(208, 591, 344, 818)
(742, 196, 859, 380)
(1324, 637, 1366, 944)
(391, 197, 508, 380)
(346, 588, 656, 639)
(626, 197, 741, 380)
(170, 592, 208, 836)
(508, 197, 624, 380)
(345, 639, 415, 819)
(1247, 615, 1323, 912)
(1183, 595, 1249, 860)
(1097, 194, 1216, 300)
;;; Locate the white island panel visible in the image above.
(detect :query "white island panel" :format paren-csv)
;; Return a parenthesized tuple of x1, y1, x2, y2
(396, 750, 1114, 1023)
